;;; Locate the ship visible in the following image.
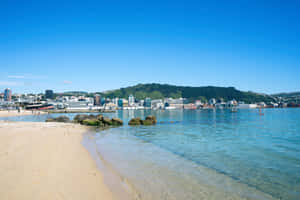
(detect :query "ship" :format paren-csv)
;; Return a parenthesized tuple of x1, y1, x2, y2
(25, 103, 54, 110)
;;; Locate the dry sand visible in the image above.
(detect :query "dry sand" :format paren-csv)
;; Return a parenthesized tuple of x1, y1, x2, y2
(0, 110, 46, 117)
(0, 121, 116, 200)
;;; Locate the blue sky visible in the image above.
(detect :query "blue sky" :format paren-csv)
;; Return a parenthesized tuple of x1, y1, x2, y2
(0, 0, 299, 94)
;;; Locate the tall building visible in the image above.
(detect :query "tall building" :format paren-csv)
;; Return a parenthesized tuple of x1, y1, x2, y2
(118, 99, 123, 107)
(144, 97, 151, 108)
(128, 94, 135, 106)
(94, 94, 101, 106)
(101, 97, 106, 105)
(112, 97, 119, 106)
(4, 88, 12, 101)
(45, 90, 54, 99)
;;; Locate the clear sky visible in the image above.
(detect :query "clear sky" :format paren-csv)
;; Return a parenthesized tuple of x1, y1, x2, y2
(0, 0, 299, 94)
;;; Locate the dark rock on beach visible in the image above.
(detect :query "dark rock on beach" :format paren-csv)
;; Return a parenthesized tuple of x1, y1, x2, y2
(46, 116, 70, 123)
(102, 117, 113, 126)
(46, 114, 123, 128)
(111, 118, 123, 126)
(73, 114, 122, 127)
(82, 119, 101, 126)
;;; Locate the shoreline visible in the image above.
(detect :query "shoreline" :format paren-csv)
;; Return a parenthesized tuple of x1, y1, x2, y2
(0, 121, 117, 200)
(0, 110, 47, 117)
(82, 132, 135, 200)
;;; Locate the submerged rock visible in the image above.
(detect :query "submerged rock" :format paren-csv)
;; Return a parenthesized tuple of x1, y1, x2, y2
(145, 116, 157, 125)
(141, 119, 154, 126)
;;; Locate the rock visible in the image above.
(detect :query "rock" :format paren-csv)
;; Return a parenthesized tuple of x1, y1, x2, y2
(102, 117, 113, 126)
(141, 119, 154, 125)
(82, 119, 101, 126)
(73, 114, 123, 128)
(45, 118, 55, 122)
(128, 118, 142, 125)
(129, 116, 157, 126)
(73, 114, 90, 123)
(111, 118, 123, 126)
(89, 114, 97, 119)
(145, 115, 157, 124)
(97, 114, 103, 121)
(45, 116, 70, 123)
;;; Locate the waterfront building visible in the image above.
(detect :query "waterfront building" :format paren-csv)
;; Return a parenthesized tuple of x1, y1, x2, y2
(257, 102, 266, 108)
(112, 98, 119, 107)
(164, 98, 187, 109)
(226, 99, 238, 108)
(183, 103, 197, 109)
(215, 102, 226, 109)
(151, 99, 164, 110)
(104, 102, 117, 110)
(65, 100, 93, 110)
(94, 94, 101, 106)
(122, 99, 129, 107)
(118, 99, 123, 107)
(101, 97, 106, 105)
(208, 98, 216, 105)
(45, 90, 54, 99)
(195, 100, 202, 106)
(144, 97, 151, 108)
(4, 88, 12, 101)
(236, 103, 257, 109)
(128, 94, 135, 106)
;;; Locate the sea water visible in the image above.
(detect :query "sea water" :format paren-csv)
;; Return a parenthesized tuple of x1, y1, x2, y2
(91, 109, 300, 200)
(2, 108, 299, 199)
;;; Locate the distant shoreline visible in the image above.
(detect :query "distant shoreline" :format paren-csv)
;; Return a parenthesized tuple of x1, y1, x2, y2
(47, 109, 116, 113)
(0, 110, 47, 117)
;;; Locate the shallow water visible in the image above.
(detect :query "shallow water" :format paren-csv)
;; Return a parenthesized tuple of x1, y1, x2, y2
(2, 108, 300, 199)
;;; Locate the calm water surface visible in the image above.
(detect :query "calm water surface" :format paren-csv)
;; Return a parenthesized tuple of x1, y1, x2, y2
(2, 109, 299, 200)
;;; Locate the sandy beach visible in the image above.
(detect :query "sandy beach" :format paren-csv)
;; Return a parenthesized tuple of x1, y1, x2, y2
(0, 110, 46, 117)
(0, 121, 116, 200)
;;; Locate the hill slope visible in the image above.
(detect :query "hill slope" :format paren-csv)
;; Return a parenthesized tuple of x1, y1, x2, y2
(103, 83, 274, 103)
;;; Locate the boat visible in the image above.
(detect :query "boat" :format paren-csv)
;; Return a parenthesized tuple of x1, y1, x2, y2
(25, 104, 54, 110)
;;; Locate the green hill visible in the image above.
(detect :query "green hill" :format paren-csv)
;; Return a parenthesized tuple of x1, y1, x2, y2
(272, 92, 300, 98)
(103, 83, 274, 103)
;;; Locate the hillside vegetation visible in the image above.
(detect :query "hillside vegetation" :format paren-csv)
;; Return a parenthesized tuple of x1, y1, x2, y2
(102, 83, 274, 103)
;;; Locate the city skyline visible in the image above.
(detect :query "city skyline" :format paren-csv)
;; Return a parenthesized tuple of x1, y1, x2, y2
(1, 1, 299, 94)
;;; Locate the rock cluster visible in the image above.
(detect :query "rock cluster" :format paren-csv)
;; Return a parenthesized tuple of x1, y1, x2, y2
(45, 116, 70, 123)
(128, 115, 157, 126)
(46, 114, 123, 127)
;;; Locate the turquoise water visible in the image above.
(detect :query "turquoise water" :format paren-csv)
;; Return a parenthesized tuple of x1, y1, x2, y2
(2, 109, 300, 199)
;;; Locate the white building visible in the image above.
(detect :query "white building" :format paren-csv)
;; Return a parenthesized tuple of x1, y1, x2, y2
(208, 98, 216, 105)
(151, 99, 164, 110)
(128, 94, 135, 106)
(164, 98, 187, 109)
(226, 99, 238, 108)
(237, 103, 257, 109)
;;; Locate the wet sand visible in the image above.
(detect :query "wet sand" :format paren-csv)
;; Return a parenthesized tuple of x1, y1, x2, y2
(0, 121, 116, 200)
